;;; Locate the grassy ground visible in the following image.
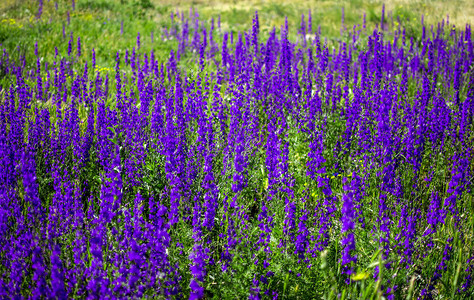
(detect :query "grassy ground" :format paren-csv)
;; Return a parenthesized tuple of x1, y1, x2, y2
(1, 0, 473, 72)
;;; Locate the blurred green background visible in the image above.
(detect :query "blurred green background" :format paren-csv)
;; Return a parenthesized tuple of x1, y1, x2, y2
(0, 0, 472, 70)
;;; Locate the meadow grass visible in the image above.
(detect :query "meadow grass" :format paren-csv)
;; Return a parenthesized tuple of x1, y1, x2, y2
(1, 0, 473, 71)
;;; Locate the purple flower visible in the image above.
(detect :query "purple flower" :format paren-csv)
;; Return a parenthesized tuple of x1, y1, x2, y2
(190, 279, 204, 299)
(49, 244, 66, 298)
(341, 177, 356, 276)
(77, 37, 81, 57)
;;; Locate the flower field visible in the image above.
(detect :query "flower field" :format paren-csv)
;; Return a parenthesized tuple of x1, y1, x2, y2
(0, 0, 473, 299)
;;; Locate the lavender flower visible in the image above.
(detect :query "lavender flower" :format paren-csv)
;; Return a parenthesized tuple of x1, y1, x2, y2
(341, 177, 356, 276)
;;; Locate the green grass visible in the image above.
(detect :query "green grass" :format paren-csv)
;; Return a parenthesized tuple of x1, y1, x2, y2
(1, 0, 472, 72)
